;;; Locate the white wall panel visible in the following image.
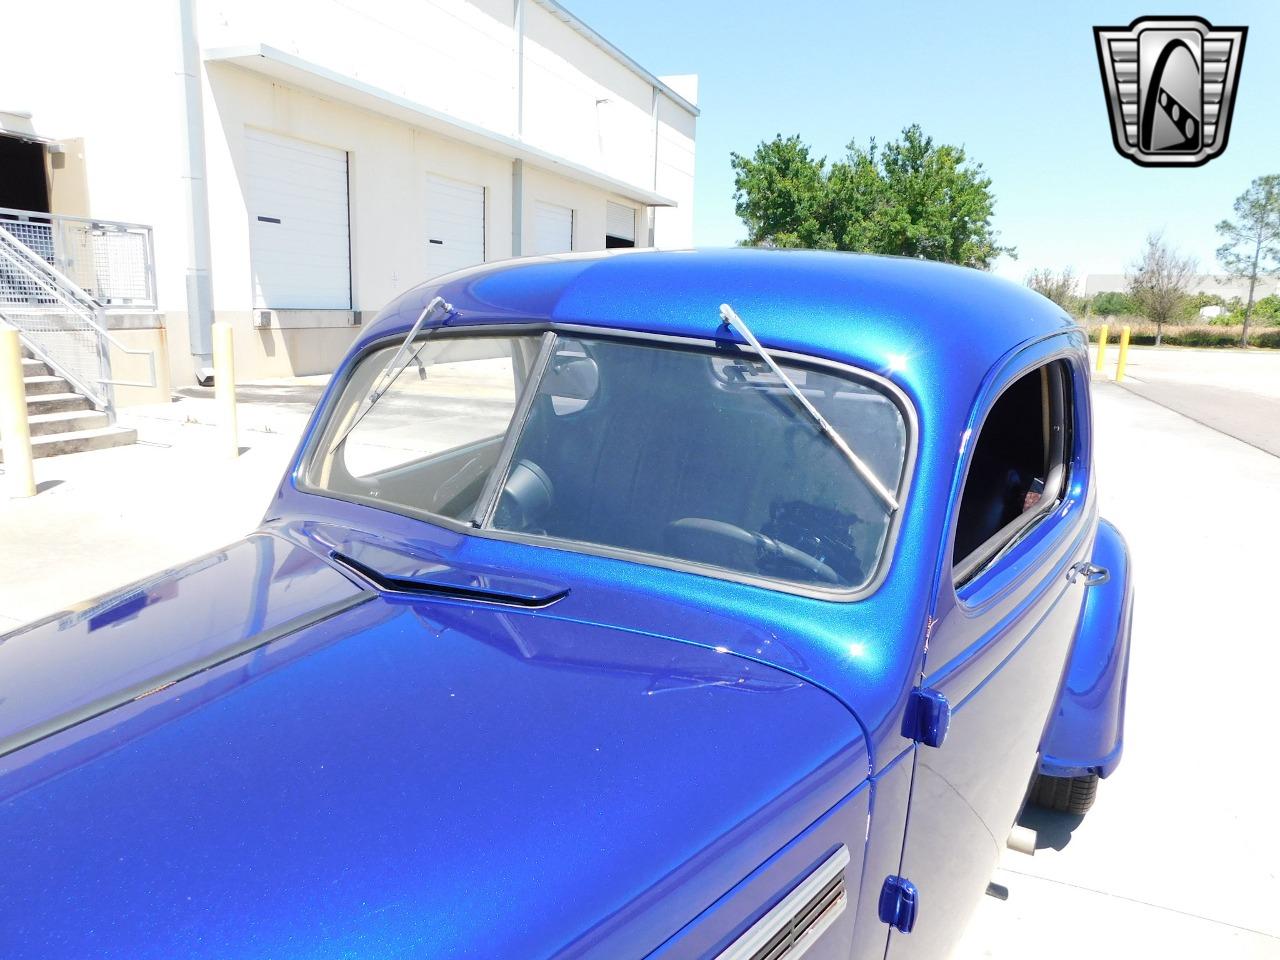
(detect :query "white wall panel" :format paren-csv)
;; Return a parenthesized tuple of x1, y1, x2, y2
(425, 173, 486, 277)
(606, 201, 635, 242)
(533, 201, 573, 254)
(244, 128, 351, 309)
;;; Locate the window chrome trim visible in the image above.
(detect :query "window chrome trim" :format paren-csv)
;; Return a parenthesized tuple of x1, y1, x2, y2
(294, 322, 919, 603)
(952, 358, 1072, 588)
(471, 331, 557, 528)
(714, 845, 850, 960)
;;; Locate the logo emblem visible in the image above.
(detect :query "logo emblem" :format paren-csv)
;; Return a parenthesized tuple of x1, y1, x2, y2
(1094, 16, 1247, 167)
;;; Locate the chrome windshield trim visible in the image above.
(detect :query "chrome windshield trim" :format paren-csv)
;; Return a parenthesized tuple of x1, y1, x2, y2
(328, 296, 453, 455)
(294, 323, 917, 603)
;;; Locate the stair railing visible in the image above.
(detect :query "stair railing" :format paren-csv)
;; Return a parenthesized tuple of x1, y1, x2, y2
(0, 224, 157, 418)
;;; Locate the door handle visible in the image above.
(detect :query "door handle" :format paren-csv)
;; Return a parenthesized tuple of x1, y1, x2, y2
(1068, 561, 1109, 586)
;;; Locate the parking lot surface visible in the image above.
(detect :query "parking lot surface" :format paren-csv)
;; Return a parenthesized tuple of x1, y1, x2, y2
(1098, 344, 1280, 457)
(957, 373, 1280, 958)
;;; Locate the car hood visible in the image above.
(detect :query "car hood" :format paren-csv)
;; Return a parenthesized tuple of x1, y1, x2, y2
(0, 535, 866, 959)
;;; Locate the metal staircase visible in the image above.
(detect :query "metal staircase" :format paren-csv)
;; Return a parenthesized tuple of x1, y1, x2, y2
(2, 348, 135, 461)
(0, 216, 155, 460)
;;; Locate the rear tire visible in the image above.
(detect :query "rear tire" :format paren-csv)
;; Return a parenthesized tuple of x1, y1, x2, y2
(1030, 772, 1098, 814)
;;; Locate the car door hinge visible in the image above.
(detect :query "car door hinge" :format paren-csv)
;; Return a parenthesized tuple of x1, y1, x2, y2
(903, 687, 951, 748)
(878, 875, 919, 933)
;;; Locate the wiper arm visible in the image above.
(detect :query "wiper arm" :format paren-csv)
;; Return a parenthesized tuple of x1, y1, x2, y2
(328, 296, 454, 454)
(719, 303, 899, 512)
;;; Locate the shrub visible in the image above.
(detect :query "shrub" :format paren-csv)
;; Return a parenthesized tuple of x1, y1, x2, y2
(1090, 291, 1134, 316)
(1084, 322, 1280, 348)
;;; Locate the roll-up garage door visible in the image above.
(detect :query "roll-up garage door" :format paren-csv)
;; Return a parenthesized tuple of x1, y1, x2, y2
(533, 201, 574, 255)
(244, 129, 351, 309)
(606, 201, 636, 248)
(425, 174, 486, 277)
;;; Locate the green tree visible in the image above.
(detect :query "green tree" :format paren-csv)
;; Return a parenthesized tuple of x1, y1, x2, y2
(1025, 267, 1079, 311)
(1251, 293, 1280, 325)
(1090, 291, 1135, 316)
(1127, 233, 1197, 347)
(729, 135, 832, 250)
(731, 125, 1012, 268)
(1216, 174, 1280, 347)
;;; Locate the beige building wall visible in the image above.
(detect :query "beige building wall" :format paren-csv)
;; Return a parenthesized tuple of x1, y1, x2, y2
(2, 0, 698, 393)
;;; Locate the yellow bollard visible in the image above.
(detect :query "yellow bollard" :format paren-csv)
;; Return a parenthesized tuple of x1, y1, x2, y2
(1094, 324, 1109, 374)
(1115, 325, 1131, 382)
(212, 321, 239, 458)
(0, 326, 36, 498)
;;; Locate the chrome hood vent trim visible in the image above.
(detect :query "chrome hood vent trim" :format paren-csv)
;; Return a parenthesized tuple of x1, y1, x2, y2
(717, 846, 850, 960)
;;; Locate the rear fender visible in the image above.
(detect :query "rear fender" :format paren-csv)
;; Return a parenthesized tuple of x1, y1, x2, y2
(1039, 518, 1134, 779)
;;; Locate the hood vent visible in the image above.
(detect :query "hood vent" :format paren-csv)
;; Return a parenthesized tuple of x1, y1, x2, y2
(717, 846, 850, 960)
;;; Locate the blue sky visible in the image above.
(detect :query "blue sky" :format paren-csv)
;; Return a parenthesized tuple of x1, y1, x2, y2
(567, 1, 1277, 282)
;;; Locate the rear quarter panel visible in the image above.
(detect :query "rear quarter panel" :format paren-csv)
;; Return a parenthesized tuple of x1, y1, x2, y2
(1040, 518, 1134, 778)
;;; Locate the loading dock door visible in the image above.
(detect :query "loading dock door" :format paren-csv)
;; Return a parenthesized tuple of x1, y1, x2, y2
(533, 201, 573, 255)
(425, 174, 485, 277)
(244, 129, 351, 309)
(605, 201, 636, 248)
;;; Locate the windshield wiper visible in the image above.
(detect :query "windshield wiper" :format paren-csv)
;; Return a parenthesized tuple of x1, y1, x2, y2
(329, 296, 454, 454)
(718, 303, 899, 512)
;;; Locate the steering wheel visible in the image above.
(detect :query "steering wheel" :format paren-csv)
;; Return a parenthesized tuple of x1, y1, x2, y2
(664, 518, 841, 585)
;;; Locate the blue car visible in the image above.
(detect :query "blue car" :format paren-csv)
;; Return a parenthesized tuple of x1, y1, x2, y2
(0, 249, 1133, 959)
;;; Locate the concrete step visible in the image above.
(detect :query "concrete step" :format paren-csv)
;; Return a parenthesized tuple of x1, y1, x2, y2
(21, 375, 73, 396)
(21, 357, 51, 377)
(27, 408, 110, 437)
(26, 392, 93, 415)
(0, 424, 137, 462)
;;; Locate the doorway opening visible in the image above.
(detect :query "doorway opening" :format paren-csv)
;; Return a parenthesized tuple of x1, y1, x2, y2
(0, 135, 50, 213)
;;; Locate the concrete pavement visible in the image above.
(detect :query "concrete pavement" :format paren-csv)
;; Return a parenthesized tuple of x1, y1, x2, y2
(0, 388, 311, 630)
(955, 381, 1280, 958)
(1094, 344, 1280, 457)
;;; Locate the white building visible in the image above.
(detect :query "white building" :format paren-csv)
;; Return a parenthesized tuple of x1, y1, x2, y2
(0, 0, 698, 400)
(1083, 273, 1279, 302)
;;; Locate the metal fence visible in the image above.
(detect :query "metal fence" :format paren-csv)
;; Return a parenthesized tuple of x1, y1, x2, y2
(0, 207, 157, 308)
(0, 225, 157, 417)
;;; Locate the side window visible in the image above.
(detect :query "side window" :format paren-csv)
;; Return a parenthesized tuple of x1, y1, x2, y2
(953, 361, 1070, 584)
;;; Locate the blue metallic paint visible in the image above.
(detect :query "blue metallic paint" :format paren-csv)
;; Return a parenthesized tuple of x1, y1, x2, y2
(0, 593, 865, 959)
(0, 532, 363, 758)
(888, 337, 1100, 959)
(276, 251, 1078, 771)
(1039, 518, 1134, 779)
(0, 250, 1131, 959)
(645, 782, 870, 960)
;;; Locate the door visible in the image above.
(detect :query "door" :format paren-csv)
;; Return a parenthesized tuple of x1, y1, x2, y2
(887, 351, 1095, 958)
(533, 201, 573, 255)
(605, 201, 636, 248)
(425, 174, 485, 278)
(0, 134, 49, 214)
(244, 129, 351, 309)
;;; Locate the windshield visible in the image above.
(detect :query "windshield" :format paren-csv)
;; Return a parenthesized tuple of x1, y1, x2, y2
(302, 331, 910, 593)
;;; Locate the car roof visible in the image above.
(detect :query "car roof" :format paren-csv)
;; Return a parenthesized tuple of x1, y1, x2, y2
(356, 248, 1078, 406)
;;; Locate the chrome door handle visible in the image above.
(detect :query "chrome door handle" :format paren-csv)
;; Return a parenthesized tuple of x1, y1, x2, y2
(1068, 561, 1109, 586)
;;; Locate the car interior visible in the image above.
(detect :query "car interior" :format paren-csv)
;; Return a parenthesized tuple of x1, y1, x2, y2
(491, 338, 907, 590)
(952, 362, 1070, 584)
(310, 333, 910, 592)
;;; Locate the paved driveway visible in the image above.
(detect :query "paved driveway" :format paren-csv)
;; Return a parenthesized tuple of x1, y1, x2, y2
(956, 379, 1280, 958)
(1097, 344, 1280, 457)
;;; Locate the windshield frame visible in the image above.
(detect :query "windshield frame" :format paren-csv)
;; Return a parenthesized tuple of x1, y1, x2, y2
(294, 322, 919, 602)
